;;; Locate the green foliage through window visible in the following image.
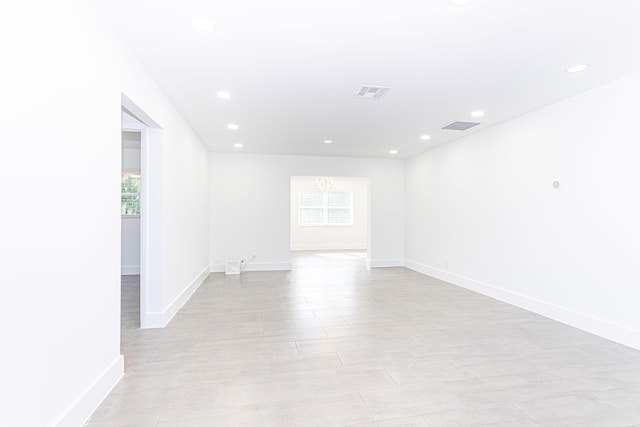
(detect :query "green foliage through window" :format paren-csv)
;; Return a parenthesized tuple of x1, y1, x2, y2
(121, 173, 141, 215)
(299, 190, 352, 225)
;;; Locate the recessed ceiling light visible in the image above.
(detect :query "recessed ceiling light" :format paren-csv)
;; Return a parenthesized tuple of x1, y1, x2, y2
(323, 140, 333, 144)
(471, 110, 485, 118)
(389, 150, 398, 155)
(420, 134, 431, 141)
(216, 91, 231, 99)
(450, 0, 473, 5)
(192, 18, 215, 32)
(234, 143, 243, 148)
(227, 123, 239, 130)
(566, 64, 590, 73)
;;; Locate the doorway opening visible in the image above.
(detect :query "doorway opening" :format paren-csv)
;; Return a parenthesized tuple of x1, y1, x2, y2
(121, 94, 164, 332)
(289, 176, 370, 271)
(120, 117, 142, 330)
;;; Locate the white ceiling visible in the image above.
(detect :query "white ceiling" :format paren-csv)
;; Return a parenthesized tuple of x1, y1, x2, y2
(95, 0, 640, 159)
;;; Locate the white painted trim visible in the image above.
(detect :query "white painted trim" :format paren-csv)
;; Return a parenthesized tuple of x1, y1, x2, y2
(121, 123, 144, 132)
(55, 355, 124, 427)
(141, 265, 210, 329)
(138, 126, 164, 330)
(290, 245, 367, 251)
(210, 263, 225, 273)
(140, 311, 164, 329)
(121, 94, 161, 128)
(366, 258, 404, 268)
(121, 265, 140, 275)
(210, 262, 292, 273)
(404, 259, 640, 351)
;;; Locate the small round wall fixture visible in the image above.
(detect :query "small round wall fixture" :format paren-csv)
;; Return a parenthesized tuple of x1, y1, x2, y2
(566, 64, 590, 73)
(552, 181, 560, 189)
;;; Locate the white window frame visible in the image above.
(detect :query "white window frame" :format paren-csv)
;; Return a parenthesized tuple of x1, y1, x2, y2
(298, 190, 353, 226)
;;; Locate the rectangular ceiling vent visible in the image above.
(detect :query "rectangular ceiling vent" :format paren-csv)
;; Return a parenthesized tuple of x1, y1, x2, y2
(442, 121, 481, 131)
(354, 85, 391, 100)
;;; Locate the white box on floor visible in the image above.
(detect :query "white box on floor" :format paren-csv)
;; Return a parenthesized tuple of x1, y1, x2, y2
(225, 260, 241, 275)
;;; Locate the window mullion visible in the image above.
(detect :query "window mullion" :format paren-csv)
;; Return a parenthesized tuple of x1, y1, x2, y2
(323, 192, 328, 225)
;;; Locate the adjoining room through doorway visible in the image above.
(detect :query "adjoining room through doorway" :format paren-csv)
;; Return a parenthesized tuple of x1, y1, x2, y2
(290, 176, 370, 271)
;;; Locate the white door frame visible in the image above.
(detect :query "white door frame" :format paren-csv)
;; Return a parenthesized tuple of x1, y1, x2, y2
(121, 94, 164, 329)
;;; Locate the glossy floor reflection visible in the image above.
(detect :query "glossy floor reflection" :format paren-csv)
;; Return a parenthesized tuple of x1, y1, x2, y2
(88, 252, 640, 426)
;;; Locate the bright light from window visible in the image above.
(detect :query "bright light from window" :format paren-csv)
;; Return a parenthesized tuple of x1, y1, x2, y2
(299, 190, 353, 226)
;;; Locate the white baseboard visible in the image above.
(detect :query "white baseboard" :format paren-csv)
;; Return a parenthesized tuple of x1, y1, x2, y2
(290, 245, 368, 251)
(210, 261, 292, 273)
(366, 258, 405, 268)
(404, 259, 640, 351)
(140, 311, 164, 329)
(55, 355, 124, 427)
(141, 265, 210, 329)
(121, 265, 140, 275)
(210, 263, 225, 273)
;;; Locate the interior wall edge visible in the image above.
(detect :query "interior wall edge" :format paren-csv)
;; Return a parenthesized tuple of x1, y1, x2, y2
(404, 259, 640, 351)
(54, 355, 124, 427)
(366, 258, 405, 268)
(161, 265, 210, 327)
(141, 264, 209, 329)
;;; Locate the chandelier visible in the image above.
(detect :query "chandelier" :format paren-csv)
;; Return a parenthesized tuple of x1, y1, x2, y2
(315, 176, 334, 192)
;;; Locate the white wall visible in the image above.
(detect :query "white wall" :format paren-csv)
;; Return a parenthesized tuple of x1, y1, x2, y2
(0, 1, 209, 425)
(210, 154, 404, 270)
(121, 218, 140, 274)
(290, 176, 369, 251)
(122, 147, 141, 172)
(121, 145, 141, 275)
(405, 71, 640, 349)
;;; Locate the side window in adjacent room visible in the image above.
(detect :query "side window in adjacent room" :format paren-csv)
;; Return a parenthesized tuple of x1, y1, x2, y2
(121, 172, 141, 216)
(299, 190, 352, 225)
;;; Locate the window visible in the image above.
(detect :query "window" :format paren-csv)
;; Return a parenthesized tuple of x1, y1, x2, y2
(299, 190, 352, 225)
(121, 172, 140, 216)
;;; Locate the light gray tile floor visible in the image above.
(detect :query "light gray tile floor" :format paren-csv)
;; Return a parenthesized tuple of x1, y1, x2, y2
(87, 251, 640, 426)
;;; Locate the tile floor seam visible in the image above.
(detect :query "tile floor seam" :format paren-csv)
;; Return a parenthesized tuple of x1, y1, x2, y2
(91, 251, 640, 426)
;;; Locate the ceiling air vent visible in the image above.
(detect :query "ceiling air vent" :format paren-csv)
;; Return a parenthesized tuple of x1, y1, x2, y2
(441, 121, 481, 131)
(354, 85, 391, 100)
